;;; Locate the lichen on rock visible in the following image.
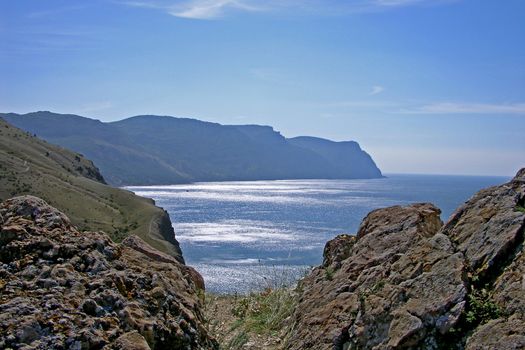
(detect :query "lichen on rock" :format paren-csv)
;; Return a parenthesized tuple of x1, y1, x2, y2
(0, 195, 218, 349)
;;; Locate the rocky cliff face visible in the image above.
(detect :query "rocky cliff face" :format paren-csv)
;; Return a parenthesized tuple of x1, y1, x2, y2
(0, 196, 217, 349)
(286, 169, 525, 349)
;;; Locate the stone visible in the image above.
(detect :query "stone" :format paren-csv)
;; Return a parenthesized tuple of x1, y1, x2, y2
(114, 331, 152, 350)
(0, 196, 218, 349)
(285, 168, 525, 350)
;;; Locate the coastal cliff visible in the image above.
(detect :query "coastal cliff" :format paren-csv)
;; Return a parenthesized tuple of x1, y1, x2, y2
(0, 196, 216, 349)
(285, 168, 525, 349)
(2, 112, 383, 185)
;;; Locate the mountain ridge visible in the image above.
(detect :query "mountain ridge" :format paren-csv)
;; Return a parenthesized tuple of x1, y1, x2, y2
(2, 111, 383, 186)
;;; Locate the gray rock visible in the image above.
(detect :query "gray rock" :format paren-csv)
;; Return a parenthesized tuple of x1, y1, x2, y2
(0, 196, 218, 349)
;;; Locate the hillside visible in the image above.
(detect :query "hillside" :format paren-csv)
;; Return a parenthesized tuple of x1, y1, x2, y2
(0, 118, 183, 261)
(1, 111, 382, 186)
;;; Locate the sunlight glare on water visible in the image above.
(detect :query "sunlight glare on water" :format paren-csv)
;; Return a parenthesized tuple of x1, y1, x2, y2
(127, 174, 507, 293)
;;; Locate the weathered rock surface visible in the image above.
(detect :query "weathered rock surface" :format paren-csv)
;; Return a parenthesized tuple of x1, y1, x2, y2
(286, 168, 525, 349)
(0, 196, 217, 349)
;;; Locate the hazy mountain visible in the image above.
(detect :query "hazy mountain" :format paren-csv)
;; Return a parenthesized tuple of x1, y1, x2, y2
(2, 111, 383, 185)
(288, 136, 383, 179)
(0, 118, 183, 261)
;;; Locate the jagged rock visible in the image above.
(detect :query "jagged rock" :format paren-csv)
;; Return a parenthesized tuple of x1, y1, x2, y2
(122, 234, 204, 290)
(0, 196, 218, 349)
(322, 234, 356, 269)
(286, 168, 525, 350)
(441, 171, 525, 282)
(465, 315, 525, 350)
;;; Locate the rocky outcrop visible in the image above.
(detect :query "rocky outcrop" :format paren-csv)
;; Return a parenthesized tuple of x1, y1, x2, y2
(153, 209, 185, 264)
(0, 196, 217, 349)
(286, 168, 525, 349)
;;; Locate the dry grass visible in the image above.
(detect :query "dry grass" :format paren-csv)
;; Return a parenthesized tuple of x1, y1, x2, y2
(204, 265, 308, 350)
(0, 118, 180, 258)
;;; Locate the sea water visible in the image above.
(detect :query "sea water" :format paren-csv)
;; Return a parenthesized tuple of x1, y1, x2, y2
(127, 174, 508, 293)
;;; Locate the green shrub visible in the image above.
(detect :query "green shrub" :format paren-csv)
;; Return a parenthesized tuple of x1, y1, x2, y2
(325, 266, 334, 281)
(466, 288, 501, 325)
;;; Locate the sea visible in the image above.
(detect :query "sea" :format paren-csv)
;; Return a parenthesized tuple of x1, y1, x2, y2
(127, 174, 508, 294)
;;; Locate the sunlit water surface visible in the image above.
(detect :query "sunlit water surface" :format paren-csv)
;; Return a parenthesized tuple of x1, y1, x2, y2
(127, 174, 507, 293)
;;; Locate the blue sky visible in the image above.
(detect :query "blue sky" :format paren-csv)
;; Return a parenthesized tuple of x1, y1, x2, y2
(1, 0, 524, 176)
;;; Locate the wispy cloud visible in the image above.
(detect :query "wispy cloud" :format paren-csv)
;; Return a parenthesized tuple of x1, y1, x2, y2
(370, 85, 385, 95)
(313, 100, 525, 116)
(121, 0, 264, 19)
(26, 5, 89, 19)
(120, 0, 459, 20)
(402, 102, 525, 115)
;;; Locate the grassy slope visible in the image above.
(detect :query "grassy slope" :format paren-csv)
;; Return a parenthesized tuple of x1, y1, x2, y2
(0, 118, 183, 260)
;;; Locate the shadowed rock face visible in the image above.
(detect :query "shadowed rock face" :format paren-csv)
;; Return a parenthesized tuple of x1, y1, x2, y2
(286, 168, 525, 350)
(0, 196, 218, 350)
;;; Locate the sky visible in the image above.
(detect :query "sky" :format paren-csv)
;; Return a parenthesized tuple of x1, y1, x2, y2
(1, 0, 524, 176)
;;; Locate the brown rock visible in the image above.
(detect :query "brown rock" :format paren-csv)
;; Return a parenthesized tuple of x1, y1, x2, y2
(286, 168, 525, 350)
(286, 203, 465, 349)
(441, 169, 525, 281)
(322, 234, 356, 268)
(466, 315, 525, 350)
(114, 331, 152, 350)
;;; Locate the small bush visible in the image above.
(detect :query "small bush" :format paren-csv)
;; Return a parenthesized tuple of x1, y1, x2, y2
(325, 266, 334, 281)
(466, 288, 501, 325)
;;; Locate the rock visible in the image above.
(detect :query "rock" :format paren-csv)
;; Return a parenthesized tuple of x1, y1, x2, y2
(0, 196, 218, 349)
(16, 319, 42, 344)
(441, 170, 525, 282)
(122, 234, 204, 290)
(286, 203, 463, 349)
(114, 331, 152, 350)
(322, 234, 356, 269)
(466, 315, 525, 350)
(0, 224, 27, 245)
(121, 234, 180, 265)
(81, 299, 99, 316)
(0, 195, 72, 230)
(285, 168, 525, 350)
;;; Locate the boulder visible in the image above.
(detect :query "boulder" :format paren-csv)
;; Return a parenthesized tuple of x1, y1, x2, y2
(286, 168, 525, 350)
(0, 196, 218, 349)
